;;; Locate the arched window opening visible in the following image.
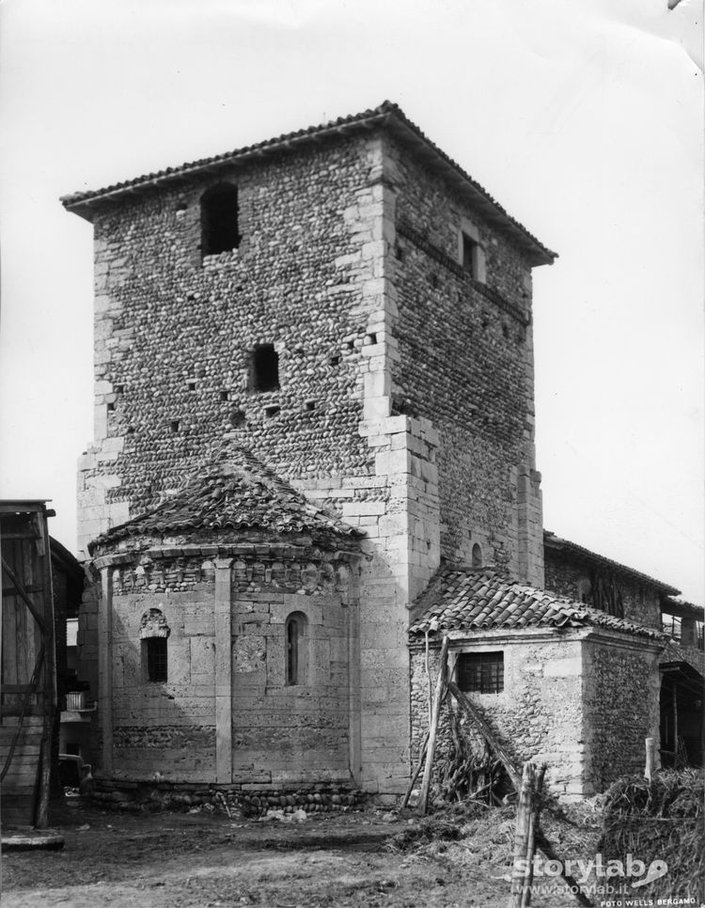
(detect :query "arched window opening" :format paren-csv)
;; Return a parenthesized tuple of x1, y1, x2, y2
(201, 183, 240, 257)
(250, 344, 280, 392)
(471, 543, 483, 569)
(140, 607, 170, 683)
(285, 612, 307, 686)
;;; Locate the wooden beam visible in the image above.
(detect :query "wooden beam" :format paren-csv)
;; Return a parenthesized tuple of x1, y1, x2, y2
(446, 681, 522, 790)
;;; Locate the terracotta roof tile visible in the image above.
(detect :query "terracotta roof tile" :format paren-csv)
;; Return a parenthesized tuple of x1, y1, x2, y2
(90, 446, 361, 552)
(61, 101, 555, 266)
(410, 568, 666, 641)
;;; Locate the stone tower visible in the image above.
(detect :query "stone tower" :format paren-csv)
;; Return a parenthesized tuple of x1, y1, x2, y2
(63, 102, 554, 796)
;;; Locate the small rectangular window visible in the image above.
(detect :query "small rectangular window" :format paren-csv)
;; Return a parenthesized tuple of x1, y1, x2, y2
(458, 651, 503, 693)
(145, 637, 168, 682)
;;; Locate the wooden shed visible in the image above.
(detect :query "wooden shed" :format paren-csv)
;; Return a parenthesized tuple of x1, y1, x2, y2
(1, 501, 57, 827)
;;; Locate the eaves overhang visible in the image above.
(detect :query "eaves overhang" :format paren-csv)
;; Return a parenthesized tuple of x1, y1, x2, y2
(60, 101, 556, 267)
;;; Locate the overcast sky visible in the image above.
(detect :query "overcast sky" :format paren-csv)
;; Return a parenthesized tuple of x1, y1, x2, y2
(0, 0, 703, 602)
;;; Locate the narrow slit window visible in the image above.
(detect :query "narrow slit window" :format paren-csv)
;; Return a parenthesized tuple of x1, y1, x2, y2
(285, 613, 307, 686)
(250, 344, 279, 392)
(462, 233, 478, 278)
(201, 183, 240, 257)
(458, 651, 503, 694)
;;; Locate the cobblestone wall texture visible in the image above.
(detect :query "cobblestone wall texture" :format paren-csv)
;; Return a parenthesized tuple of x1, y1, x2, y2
(582, 639, 661, 791)
(385, 136, 543, 583)
(81, 135, 382, 547)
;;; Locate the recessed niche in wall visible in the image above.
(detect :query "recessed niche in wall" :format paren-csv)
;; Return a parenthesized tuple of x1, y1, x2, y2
(264, 405, 281, 419)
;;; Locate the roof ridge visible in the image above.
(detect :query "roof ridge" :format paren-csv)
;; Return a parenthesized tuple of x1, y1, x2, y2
(89, 444, 360, 551)
(410, 566, 667, 641)
(61, 102, 555, 264)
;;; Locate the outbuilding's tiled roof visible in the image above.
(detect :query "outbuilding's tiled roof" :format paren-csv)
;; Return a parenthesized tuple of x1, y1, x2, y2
(90, 447, 360, 551)
(61, 101, 555, 266)
(410, 568, 666, 641)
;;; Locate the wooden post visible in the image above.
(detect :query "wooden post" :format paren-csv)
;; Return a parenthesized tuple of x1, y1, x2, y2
(402, 729, 429, 809)
(644, 737, 656, 782)
(447, 682, 592, 907)
(417, 636, 449, 816)
(521, 764, 546, 908)
(510, 762, 536, 908)
(35, 509, 56, 829)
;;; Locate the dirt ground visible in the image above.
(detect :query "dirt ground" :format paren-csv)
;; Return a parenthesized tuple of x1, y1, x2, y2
(1, 798, 597, 907)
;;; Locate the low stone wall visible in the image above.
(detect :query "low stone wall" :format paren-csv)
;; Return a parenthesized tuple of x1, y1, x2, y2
(89, 778, 366, 816)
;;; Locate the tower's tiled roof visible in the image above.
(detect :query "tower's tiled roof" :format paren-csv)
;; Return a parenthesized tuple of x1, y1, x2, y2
(61, 101, 556, 266)
(410, 568, 666, 641)
(89, 447, 360, 551)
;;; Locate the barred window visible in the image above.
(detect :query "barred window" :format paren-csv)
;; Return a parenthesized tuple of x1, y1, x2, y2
(139, 607, 170, 683)
(458, 651, 504, 694)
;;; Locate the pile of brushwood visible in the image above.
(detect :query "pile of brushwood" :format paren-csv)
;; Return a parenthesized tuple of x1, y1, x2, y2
(600, 769, 704, 903)
(387, 799, 601, 878)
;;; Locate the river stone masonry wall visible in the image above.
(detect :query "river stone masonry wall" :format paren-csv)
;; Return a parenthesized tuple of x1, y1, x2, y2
(72, 110, 551, 795)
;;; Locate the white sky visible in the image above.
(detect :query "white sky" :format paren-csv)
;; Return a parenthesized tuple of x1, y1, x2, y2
(0, 0, 703, 602)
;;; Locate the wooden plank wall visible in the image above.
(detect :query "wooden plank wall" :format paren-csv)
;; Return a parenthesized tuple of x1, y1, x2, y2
(1, 508, 53, 825)
(0, 717, 43, 824)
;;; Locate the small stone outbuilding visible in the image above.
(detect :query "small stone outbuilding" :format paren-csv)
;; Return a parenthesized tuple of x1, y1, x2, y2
(409, 569, 666, 799)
